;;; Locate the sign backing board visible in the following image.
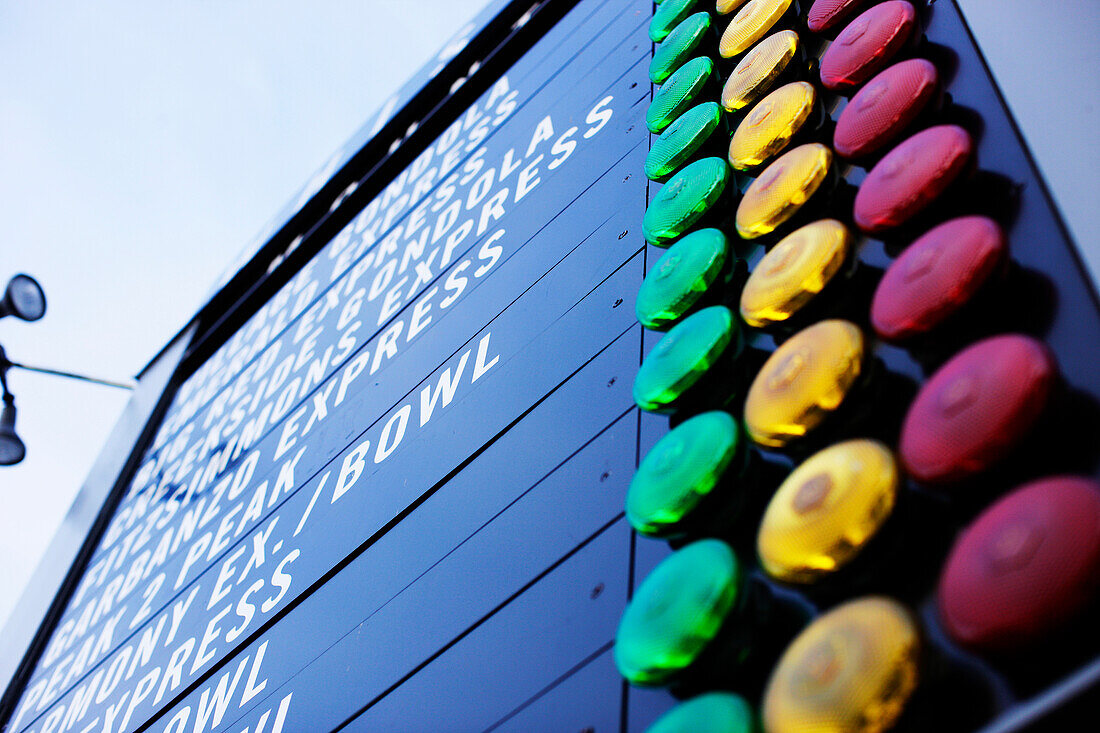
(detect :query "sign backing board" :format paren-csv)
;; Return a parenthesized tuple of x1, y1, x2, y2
(4, 1, 1100, 732)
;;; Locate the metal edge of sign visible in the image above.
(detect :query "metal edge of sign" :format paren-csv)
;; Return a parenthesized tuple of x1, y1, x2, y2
(950, 0, 1100, 313)
(0, 326, 195, 722)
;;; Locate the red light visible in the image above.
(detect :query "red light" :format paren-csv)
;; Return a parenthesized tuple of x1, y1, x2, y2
(820, 1, 918, 92)
(871, 216, 1006, 341)
(834, 58, 939, 159)
(853, 124, 972, 233)
(938, 476, 1100, 652)
(899, 334, 1057, 484)
(807, 0, 868, 33)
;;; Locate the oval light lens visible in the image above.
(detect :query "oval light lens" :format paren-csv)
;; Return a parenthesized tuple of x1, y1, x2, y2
(637, 228, 730, 330)
(719, 0, 794, 59)
(644, 156, 730, 246)
(634, 306, 739, 413)
(728, 81, 817, 171)
(744, 319, 864, 447)
(615, 539, 743, 686)
(763, 596, 920, 733)
(628, 411, 743, 538)
(740, 219, 852, 328)
(721, 30, 801, 112)
(758, 439, 898, 583)
(736, 143, 832, 239)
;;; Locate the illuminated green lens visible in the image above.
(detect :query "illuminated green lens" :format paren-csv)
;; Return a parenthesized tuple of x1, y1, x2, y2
(628, 411, 742, 537)
(648, 693, 758, 733)
(643, 156, 729, 246)
(634, 305, 738, 413)
(648, 57, 715, 134)
(651, 12, 712, 84)
(651, 0, 702, 42)
(637, 228, 728, 330)
(646, 102, 725, 182)
(615, 539, 743, 686)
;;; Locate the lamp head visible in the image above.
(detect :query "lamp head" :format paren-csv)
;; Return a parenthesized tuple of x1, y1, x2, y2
(0, 393, 25, 466)
(0, 274, 47, 322)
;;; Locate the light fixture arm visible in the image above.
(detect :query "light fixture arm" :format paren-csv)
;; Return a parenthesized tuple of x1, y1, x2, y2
(0, 345, 135, 392)
(3, 360, 135, 391)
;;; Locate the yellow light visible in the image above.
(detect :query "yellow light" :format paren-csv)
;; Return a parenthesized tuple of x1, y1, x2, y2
(740, 219, 851, 328)
(736, 143, 832, 239)
(744, 319, 863, 448)
(763, 597, 920, 733)
(758, 440, 898, 583)
(722, 30, 800, 112)
(716, 0, 750, 13)
(728, 82, 816, 171)
(719, 0, 794, 59)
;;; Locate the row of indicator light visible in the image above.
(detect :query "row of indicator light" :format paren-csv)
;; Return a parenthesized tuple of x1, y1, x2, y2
(621, 0, 1100, 731)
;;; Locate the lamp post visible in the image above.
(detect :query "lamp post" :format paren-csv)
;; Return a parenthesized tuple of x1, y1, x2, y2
(0, 273, 135, 467)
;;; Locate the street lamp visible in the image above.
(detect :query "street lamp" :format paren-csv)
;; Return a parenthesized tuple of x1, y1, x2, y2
(0, 273, 134, 467)
(0, 274, 47, 322)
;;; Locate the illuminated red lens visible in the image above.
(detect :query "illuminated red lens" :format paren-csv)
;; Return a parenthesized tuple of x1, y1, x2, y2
(834, 58, 939, 158)
(807, 0, 868, 33)
(853, 124, 972, 233)
(938, 476, 1100, 652)
(871, 216, 1006, 341)
(820, 1, 918, 92)
(899, 334, 1057, 484)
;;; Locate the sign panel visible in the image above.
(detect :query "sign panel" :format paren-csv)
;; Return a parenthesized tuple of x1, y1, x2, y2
(7, 1, 650, 731)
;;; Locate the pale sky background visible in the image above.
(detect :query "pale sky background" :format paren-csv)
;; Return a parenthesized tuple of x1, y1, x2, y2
(0, 0, 1097, 647)
(0, 0, 487, 632)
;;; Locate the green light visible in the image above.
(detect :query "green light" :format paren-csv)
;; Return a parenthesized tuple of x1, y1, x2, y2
(648, 693, 758, 733)
(651, 12, 712, 85)
(651, 0, 702, 43)
(646, 102, 725, 182)
(643, 157, 729, 247)
(634, 306, 739, 413)
(648, 57, 715, 135)
(615, 539, 743, 686)
(636, 228, 729, 330)
(628, 411, 742, 538)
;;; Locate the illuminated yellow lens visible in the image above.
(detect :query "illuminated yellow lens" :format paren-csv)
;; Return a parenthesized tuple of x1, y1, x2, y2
(716, 0, 750, 13)
(758, 440, 898, 583)
(722, 30, 800, 112)
(736, 143, 832, 239)
(719, 0, 794, 59)
(728, 82, 816, 171)
(739, 219, 851, 328)
(744, 319, 863, 448)
(763, 597, 920, 733)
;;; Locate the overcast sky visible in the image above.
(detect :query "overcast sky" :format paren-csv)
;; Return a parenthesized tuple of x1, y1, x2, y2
(0, 0, 487, 632)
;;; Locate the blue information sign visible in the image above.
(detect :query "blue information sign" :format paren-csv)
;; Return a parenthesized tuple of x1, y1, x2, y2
(7, 1, 1100, 732)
